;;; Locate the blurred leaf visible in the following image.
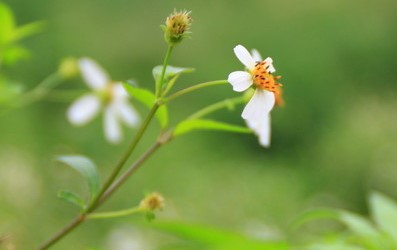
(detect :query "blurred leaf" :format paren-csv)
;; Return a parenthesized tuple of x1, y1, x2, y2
(338, 211, 378, 237)
(57, 190, 85, 209)
(305, 243, 363, 250)
(0, 78, 23, 104)
(0, 2, 15, 44)
(2, 45, 30, 65)
(56, 155, 100, 202)
(174, 119, 251, 136)
(153, 221, 288, 250)
(292, 209, 339, 230)
(370, 191, 397, 245)
(12, 21, 44, 42)
(152, 65, 194, 83)
(123, 83, 168, 128)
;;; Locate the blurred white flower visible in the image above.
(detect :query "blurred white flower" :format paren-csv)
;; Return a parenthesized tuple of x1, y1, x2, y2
(227, 45, 282, 147)
(67, 58, 139, 143)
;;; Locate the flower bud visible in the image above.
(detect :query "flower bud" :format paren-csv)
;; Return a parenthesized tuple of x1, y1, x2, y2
(163, 10, 192, 45)
(58, 57, 79, 79)
(139, 192, 165, 212)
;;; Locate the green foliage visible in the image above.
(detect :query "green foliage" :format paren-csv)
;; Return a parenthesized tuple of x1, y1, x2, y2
(0, 2, 43, 66)
(174, 119, 251, 136)
(296, 192, 397, 250)
(152, 65, 194, 84)
(56, 155, 100, 203)
(153, 221, 288, 250)
(123, 82, 168, 128)
(57, 190, 86, 209)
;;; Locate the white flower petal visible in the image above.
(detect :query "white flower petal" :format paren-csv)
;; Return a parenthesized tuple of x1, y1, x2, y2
(256, 114, 271, 147)
(234, 45, 256, 70)
(264, 57, 276, 73)
(67, 94, 101, 126)
(227, 71, 253, 92)
(104, 105, 122, 143)
(79, 58, 109, 90)
(112, 82, 129, 99)
(242, 89, 275, 125)
(251, 49, 262, 62)
(115, 101, 140, 127)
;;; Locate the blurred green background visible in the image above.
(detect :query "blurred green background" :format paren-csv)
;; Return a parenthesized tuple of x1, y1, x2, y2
(1, 0, 397, 249)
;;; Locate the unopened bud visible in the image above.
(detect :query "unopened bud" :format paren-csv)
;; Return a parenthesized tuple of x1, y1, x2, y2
(163, 10, 192, 45)
(58, 57, 79, 79)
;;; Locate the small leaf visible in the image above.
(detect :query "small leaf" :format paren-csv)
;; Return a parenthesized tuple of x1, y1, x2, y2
(0, 2, 15, 44)
(12, 21, 44, 42)
(152, 65, 194, 83)
(174, 119, 251, 136)
(370, 191, 397, 244)
(56, 155, 100, 202)
(338, 211, 378, 237)
(2, 45, 30, 65)
(123, 83, 168, 128)
(57, 190, 86, 209)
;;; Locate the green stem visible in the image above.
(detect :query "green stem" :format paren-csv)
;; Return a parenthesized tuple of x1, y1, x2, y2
(187, 96, 245, 120)
(87, 207, 143, 220)
(16, 73, 63, 107)
(36, 215, 86, 250)
(98, 131, 172, 206)
(165, 80, 228, 102)
(85, 103, 160, 213)
(156, 45, 174, 97)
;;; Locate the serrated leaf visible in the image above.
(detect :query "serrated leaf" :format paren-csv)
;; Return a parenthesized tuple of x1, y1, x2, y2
(152, 65, 194, 83)
(57, 190, 85, 209)
(174, 119, 251, 136)
(123, 83, 168, 128)
(370, 191, 397, 245)
(0, 2, 15, 45)
(56, 155, 100, 202)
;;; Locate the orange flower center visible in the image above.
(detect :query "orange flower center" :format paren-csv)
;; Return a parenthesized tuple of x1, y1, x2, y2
(252, 61, 283, 105)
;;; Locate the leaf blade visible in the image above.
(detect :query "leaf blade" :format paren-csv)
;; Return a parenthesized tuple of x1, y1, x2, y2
(174, 119, 251, 136)
(56, 155, 100, 202)
(123, 83, 168, 128)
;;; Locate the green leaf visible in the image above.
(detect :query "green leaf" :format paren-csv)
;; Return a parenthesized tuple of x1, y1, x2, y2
(56, 155, 100, 202)
(370, 191, 397, 245)
(57, 190, 86, 209)
(0, 2, 15, 44)
(12, 21, 44, 42)
(174, 119, 251, 136)
(153, 221, 288, 250)
(2, 45, 30, 65)
(152, 65, 194, 83)
(123, 83, 168, 128)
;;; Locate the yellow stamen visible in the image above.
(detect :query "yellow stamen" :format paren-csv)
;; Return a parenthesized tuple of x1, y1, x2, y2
(252, 61, 283, 106)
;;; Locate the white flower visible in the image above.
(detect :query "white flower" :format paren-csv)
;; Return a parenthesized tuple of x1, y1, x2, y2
(227, 45, 282, 147)
(67, 58, 139, 143)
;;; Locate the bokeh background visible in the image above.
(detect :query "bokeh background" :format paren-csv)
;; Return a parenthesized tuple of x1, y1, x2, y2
(1, 0, 397, 249)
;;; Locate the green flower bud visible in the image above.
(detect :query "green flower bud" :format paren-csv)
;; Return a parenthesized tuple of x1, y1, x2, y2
(58, 57, 79, 79)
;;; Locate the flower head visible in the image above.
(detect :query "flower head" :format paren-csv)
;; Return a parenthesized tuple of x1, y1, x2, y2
(139, 192, 165, 212)
(227, 45, 283, 147)
(67, 58, 139, 143)
(163, 10, 192, 45)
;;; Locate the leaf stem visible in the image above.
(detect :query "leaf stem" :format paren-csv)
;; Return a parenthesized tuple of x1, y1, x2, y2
(85, 103, 160, 213)
(87, 207, 143, 220)
(16, 73, 63, 107)
(36, 215, 86, 250)
(165, 80, 228, 102)
(156, 45, 174, 97)
(187, 96, 245, 120)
